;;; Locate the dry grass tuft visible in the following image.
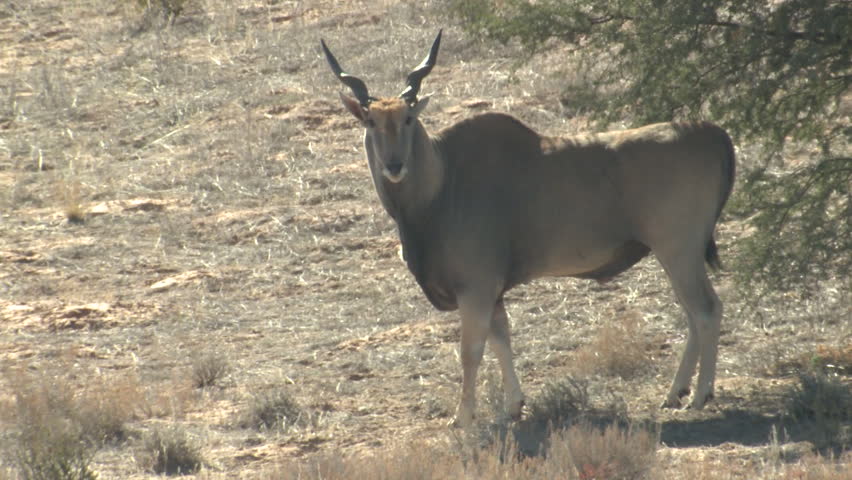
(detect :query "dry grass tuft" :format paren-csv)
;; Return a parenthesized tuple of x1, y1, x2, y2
(56, 179, 85, 224)
(668, 451, 852, 480)
(239, 388, 308, 432)
(190, 351, 230, 389)
(267, 441, 463, 480)
(771, 343, 852, 378)
(526, 376, 592, 427)
(563, 422, 657, 480)
(141, 425, 203, 476)
(784, 371, 852, 448)
(140, 378, 197, 420)
(4, 371, 100, 480)
(572, 312, 656, 379)
(74, 375, 141, 446)
(268, 422, 657, 479)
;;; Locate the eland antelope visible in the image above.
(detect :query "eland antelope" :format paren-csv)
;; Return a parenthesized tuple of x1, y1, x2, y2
(321, 31, 735, 427)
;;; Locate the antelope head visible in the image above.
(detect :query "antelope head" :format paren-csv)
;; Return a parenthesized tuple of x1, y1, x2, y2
(321, 31, 442, 184)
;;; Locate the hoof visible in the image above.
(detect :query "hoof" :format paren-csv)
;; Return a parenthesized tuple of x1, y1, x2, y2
(449, 410, 474, 429)
(662, 388, 690, 409)
(507, 399, 526, 422)
(689, 392, 714, 410)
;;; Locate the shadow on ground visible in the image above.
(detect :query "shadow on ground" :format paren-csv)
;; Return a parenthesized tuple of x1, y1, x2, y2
(492, 407, 850, 460)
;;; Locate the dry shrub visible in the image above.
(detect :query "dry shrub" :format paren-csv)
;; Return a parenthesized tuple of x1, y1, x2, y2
(5, 371, 98, 480)
(563, 423, 657, 480)
(266, 442, 463, 480)
(268, 422, 657, 479)
(572, 312, 655, 379)
(132, 0, 191, 18)
(526, 376, 591, 427)
(772, 344, 852, 378)
(11, 420, 97, 480)
(190, 351, 230, 389)
(784, 371, 852, 448)
(239, 388, 307, 432)
(141, 426, 203, 475)
(778, 453, 852, 480)
(56, 179, 85, 224)
(74, 375, 141, 445)
(140, 378, 197, 419)
(669, 452, 852, 480)
(810, 344, 852, 375)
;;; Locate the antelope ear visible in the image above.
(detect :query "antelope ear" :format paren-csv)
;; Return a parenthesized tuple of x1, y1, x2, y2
(411, 95, 431, 117)
(340, 92, 368, 123)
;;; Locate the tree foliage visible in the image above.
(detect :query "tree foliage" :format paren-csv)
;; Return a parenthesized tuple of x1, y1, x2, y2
(447, 0, 851, 295)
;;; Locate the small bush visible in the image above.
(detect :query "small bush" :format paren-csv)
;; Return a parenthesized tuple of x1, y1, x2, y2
(13, 422, 98, 480)
(773, 344, 852, 378)
(785, 371, 852, 448)
(807, 344, 852, 377)
(564, 423, 657, 480)
(133, 0, 189, 19)
(56, 179, 85, 224)
(75, 376, 140, 446)
(526, 377, 591, 427)
(8, 374, 98, 480)
(240, 388, 306, 431)
(573, 312, 655, 379)
(190, 352, 229, 389)
(141, 426, 202, 475)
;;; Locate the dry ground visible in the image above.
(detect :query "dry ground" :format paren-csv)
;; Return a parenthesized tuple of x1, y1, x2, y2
(1, 1, 850, 478)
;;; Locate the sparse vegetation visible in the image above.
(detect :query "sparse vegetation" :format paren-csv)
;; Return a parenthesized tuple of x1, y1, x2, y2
(563, 423, 657, 480)
(56, 179, 85, 224)
(784, 371, 852, 448)
(5, 372, 99, 480)
(239, 388, 307, 432)
(572, 312, 656, 379)
(190, 351, 229, 389)
(132, 0, 191, 21)
(1, 0, 849, 478)
(526, 377, 592, 427)
(141, 426, 202, 476)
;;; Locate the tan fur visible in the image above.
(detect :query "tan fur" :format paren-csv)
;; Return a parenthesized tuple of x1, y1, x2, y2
(367, 98, 407, 133)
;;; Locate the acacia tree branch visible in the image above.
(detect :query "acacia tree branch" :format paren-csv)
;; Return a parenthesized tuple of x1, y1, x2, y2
(697, 19, 846, 45)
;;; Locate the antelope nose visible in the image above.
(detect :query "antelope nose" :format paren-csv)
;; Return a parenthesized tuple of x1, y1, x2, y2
(386, 161, 403, 176)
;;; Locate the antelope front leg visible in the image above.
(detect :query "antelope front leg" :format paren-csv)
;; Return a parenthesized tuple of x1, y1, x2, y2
(490, 299, 524, 420)
(451, 292, 495, 428)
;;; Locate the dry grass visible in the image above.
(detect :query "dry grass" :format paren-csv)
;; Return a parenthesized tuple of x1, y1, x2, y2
(784, 372, 852, 449)
(774, 344, 852, 377)
(0, 0, 850, 478)
(666, 451, 852, 480)
(571, 311, 657, 379)
(264, 422, 656, 480)
(56, 178, 85, 224)
(563, 423, 657, 480)
(1, 369, 139, 479)
(140, 426, 203, 475)
(238, 387, 308, 432)
(191, 350, 230, 389)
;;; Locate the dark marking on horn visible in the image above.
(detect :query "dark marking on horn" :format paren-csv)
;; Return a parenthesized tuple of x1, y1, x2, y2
(320, 39, 373, 108)
(400, 29, 442, 105)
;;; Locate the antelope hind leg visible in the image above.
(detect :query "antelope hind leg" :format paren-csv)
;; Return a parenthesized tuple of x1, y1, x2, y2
(660, 252, 722, 409)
